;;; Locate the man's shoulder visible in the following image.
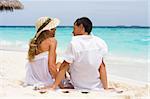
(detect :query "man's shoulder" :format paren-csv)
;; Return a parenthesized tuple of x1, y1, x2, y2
(70, 35, 107, 45)
(93, 36, 108, 48)
(70, 36, 80, 44)
(93, 35, 104, 42)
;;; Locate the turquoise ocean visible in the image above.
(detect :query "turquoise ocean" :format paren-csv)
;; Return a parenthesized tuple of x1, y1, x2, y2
(0, 26, 149, 82)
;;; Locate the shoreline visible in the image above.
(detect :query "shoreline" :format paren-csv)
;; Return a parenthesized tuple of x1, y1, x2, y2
(0, 26, 150, 28)
(0, 49, 148, 82)
(0, 50, 149, 98)
(0, 49, 147, 84)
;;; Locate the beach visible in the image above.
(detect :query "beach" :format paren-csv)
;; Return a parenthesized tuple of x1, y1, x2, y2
(0, 0, 149, 98)
(0, 26, 149, 98)
(0, 50, 149, 99)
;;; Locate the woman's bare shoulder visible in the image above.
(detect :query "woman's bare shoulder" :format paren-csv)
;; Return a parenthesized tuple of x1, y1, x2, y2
(47, 37, 57, 45)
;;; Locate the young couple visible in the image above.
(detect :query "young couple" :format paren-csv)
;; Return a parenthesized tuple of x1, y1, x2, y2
(25, 16, 108, 91)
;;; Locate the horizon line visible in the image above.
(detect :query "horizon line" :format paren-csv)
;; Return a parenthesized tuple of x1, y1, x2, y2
(0, 25, 150, 28)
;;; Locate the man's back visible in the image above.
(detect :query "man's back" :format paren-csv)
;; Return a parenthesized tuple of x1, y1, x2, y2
(63, 35, 108, 90)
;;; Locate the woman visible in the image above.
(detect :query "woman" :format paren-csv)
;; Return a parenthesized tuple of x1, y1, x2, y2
(25, 16, 61, 88)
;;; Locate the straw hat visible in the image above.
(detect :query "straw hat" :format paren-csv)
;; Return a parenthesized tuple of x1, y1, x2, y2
(35, 16, 60, 40)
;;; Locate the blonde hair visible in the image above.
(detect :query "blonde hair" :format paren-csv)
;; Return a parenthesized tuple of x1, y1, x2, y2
(28, 30, 55, 62)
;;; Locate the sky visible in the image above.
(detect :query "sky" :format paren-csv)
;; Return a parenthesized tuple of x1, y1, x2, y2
(0, 0, 149, 26)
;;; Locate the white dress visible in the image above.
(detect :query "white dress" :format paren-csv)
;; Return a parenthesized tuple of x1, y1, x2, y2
(25, 51, 54, 86)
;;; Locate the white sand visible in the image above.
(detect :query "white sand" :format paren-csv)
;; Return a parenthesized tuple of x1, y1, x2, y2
(0, 50, 149, 99)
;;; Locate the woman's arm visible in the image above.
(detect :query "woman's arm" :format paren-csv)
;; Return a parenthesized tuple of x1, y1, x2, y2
(48, 38, 57, 79)
(99, 59, 108, 89)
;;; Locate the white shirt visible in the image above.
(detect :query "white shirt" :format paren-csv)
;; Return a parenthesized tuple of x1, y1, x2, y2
(62, 35, 108, 90)
(25, 52, 54, 86)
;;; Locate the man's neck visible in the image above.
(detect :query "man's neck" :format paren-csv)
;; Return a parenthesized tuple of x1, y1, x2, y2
(74, 32, 88, 36)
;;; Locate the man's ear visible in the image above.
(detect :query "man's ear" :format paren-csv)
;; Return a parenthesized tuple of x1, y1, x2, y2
(79, 24, 84, 30)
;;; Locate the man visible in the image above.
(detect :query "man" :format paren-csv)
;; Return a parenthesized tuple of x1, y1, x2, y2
(51, 17, 108, 90)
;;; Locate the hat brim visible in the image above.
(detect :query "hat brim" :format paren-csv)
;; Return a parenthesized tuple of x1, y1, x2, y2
(35, 18, 60, 39)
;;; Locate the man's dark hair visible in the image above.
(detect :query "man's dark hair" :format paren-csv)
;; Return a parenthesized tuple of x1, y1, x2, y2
(74, 17, 92, 35)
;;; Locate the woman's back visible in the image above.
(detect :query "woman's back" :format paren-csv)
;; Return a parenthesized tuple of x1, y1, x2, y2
(26, 16, 60, 86)
(25, 52, 54, 86)
(39, 38, 52, 52)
